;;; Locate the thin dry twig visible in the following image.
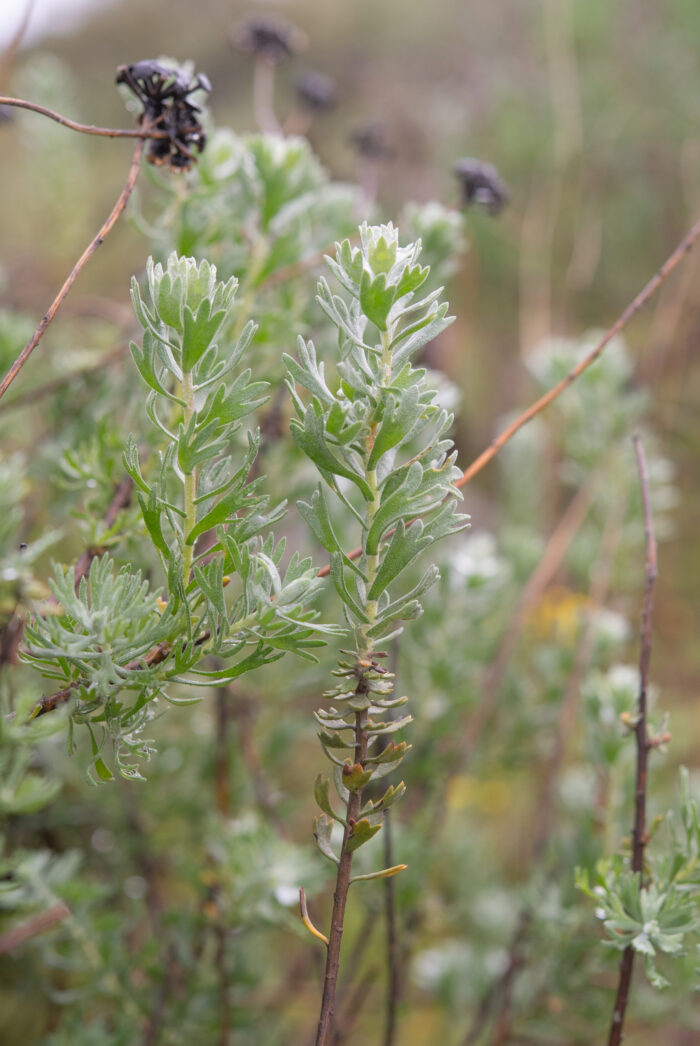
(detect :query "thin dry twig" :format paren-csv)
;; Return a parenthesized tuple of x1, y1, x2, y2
(382, 807, 400, 1046)
(457, 216, 700, 488)
(0, 138, 145, 400)
(33, 633, 208, 717)
(607, 434, 657, 1046)
(382, 637, 402, 1046)
(0, 95, 166, 139)
(0, 901, 70, 954)
(314, 708, 371, 1046)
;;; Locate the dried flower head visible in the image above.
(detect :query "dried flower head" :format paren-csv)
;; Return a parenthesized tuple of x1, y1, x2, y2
(454, 158, 509, 215)
(116, 59, 211, 172)
(233, 15, 306, 63)
(295, 70, 337, 113)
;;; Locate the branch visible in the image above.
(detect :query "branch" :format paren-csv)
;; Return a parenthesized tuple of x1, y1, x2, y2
(314, 708, 371, 1046)
(0, 95, 166, 138)
(456, 216, 700, 489)
(0, 902, 69, 954)
(382, 807, 400, 1046)
(0, 138, 145, 400)
(607, 434, 657, 1046)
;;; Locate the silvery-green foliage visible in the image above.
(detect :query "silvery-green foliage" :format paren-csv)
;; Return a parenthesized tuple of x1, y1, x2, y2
(24, 253, 339, 779)
(577, 768, 700, 990)
(152, 130, 360, 291)
(286, 221, 468, 868)
(0, 689, 64, 817)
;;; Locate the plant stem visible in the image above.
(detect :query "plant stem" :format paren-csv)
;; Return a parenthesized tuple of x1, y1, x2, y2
(252, 58, 280, 134)
(314, 325, 395, 1046)
(0, 94, 167, 139)
(606, 434, 657, 1046)
(457, 214, 700, 489)
(382, 807, 399, 1046)
(181, 370, 197, 586)
(315, 709, 370, 1046)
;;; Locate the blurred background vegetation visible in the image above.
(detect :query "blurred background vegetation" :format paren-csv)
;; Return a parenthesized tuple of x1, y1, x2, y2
(1, 1, 699, 1043)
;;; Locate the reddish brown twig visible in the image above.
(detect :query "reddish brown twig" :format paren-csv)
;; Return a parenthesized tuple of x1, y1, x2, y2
(457, 217, 700, 489)
(382, 808, 400, 1046)
(315, 710, 371, 1046)
(0, 138, 145, 400)
(0, 95, 166, 139)
(607, 434, 657, 1046)
(0, 901, 70, 954)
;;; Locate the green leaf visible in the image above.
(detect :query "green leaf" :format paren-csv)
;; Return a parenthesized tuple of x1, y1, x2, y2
(366, 461, 424, 555)
(350, 864, 407, 884)
(396, 263, 429, 297)
(329, 553, 369, 623)
(192, 561, 227, 619)
(314, 814, 340, 865)
(137, 491, 171, 560)
(391, 302, 454, 367)
(367, 387, 423, 471)
(155, 271, 183, 330)
(361, 781, 406, 815)
(314, 774, 345, 823)
(367, 520, 432, 599)
(186, 489, 249, 545)
(368, 234, 397, 274)
(366, 740, 410, 766)
(342, 762, 373, 792)
(290, 404, 373, 501)
(346, 818, 382, 853)
(182, 299, 227, 372)
(359, 270, 396, 331)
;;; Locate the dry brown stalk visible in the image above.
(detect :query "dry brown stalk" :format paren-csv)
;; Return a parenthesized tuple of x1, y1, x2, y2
(0, 95, 166, 139)
(457, 215, 700, 489)
(0, 138, 145, 400)
(607, 435, 657, 1046)
(0, 901, 69, 954)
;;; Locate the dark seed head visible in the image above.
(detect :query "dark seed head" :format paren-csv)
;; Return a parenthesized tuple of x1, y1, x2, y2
(295, 70, 337, 113)
(233, 15, 306, 63)
(454, 158, 509, 216)
(116, 59, 210, 172)
(349, 122, 393, 161)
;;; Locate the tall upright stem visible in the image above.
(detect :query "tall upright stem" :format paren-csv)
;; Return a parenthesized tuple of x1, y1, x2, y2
(314, 326, 395, 1046)
(607, 435, 657, 1046)
(314, 710, 370, 1046)
(181, 370, 197, 586)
